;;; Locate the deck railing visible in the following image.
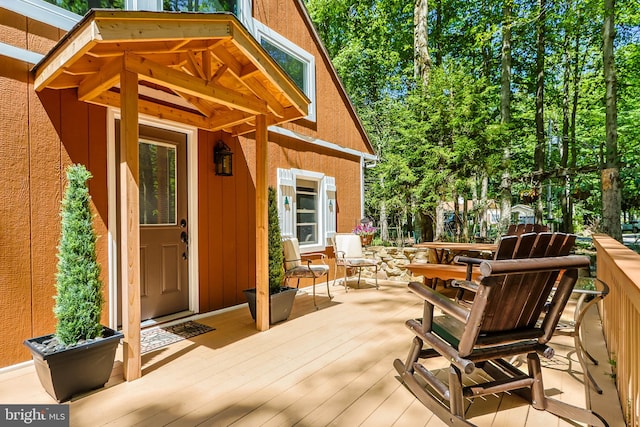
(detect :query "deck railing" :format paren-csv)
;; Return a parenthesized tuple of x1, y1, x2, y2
(593, 233, 640, 426)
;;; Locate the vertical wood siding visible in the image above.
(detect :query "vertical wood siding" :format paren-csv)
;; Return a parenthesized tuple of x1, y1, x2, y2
(197, 129, 366, 312)
(197, 0, 373, 311)
(2, 0, 373, 365)
(0, 10, 109, 366)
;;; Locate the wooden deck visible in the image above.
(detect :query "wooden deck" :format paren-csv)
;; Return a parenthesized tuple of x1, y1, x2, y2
(0, 280, 625, 426)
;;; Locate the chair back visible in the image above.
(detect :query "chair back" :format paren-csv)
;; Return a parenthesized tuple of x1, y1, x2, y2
(473, 232, 577, 334)
(282, 238, 302, 270)
(506, 223, 549, 236)
(333, 233, 365, 258)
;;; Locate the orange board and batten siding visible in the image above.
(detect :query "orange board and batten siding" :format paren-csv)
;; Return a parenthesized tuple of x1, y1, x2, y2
(1, 53, 111, 370)
(196, 130, 366, 313)
(254, 0, 372, 153)
(1, 3, 372, 367)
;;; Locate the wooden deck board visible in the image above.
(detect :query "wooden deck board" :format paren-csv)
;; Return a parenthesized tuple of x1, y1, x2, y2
(0, 280, 624, 426)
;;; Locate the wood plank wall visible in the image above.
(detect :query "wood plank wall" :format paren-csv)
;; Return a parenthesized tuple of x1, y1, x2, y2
(196, 0, 372, 312)
(197, 128, 365, 312)
(1, 1, 374, 364)
(0, 10, 109, 366)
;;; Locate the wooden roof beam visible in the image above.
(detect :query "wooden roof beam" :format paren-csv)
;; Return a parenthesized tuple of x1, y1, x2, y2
(90, 90, 212, 129)
(228, 34, 309, 115)
(77, 56, 123, 101)
(242, 76, 286, 118)
(124, 52, 268, 115)
(173, 90, 217, 117)
(209, 110, 254, 131)
(186, 50, 206, 80)
(209, 48, 286, 118)
(33, 22, 98, 91)
(93, 19, 232, 43)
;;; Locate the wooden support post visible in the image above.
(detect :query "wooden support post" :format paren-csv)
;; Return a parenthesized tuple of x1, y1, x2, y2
(120, 67, 142, 380)
(255, 114, 269, 331)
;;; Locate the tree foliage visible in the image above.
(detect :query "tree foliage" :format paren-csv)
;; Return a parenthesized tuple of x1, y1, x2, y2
(268, 187, 285, 293)
(307, 0, 640, 240)
(54, 165, 104, 346)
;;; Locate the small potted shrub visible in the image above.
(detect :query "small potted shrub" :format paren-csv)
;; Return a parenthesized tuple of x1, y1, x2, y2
(24, 164, 123, 402)
(244, 187, 297, 323)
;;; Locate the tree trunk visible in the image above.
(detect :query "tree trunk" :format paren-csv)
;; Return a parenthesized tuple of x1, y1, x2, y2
(380, 200, 389, 241)
(434, 0, 443, 67)
(560, 26, 572, 233)
(462, 196, 469, 242)
(499, 0, 513, 233)
(534, 0, 546, 224)
(419, 211, 434, 242)
(481, 174, 488, 238)
(414, 0, 432, 87)
(435, 201, 445, 240)
(602, 0, 622, 241)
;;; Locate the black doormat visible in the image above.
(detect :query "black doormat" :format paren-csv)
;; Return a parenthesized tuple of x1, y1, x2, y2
(141, 321, 215, 354)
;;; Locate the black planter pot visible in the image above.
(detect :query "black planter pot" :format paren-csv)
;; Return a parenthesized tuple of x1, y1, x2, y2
(243, 287, 298, 324)
(24, 326, 123, 402)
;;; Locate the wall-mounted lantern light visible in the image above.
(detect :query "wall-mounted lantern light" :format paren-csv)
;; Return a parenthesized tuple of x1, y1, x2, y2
(214, 141, 233, 176)
(284, 196, 290, 209)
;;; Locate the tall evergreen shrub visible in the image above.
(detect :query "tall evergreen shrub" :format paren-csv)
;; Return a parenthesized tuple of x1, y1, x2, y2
(54, 164, 104, 345)
(267, 186, 284, 293)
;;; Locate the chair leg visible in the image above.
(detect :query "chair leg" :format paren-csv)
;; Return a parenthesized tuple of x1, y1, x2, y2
(374, 264, 379, 290)
(325, 274, 332, 300)
(527, 353, 608, 427)
(448, 365, 465, 419)
(343, 265, 348, 292)
(312, 278, 317, 309)
(357, 267, 362, 289)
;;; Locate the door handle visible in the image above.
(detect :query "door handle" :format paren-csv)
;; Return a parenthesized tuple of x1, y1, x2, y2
(180, 231, 189, 260)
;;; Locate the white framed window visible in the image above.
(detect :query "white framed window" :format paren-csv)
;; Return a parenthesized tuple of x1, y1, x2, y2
(253, 21, 316, 122)
(278, 168, 335, 252)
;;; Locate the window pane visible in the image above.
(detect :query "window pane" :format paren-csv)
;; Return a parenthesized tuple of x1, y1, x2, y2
(139, 142, 177, 225)
(164, 0, 238, 13)
(298, 213, 318, 223)
(43, 0, 123, 15)
(260, 39, 305, 90)
(43, 0, 238, 14)
(296, 180, 317, 245)
(297, 224, 316, 244)
(297, 193, 316, 211)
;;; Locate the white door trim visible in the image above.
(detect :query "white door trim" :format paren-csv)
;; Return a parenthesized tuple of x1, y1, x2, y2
(106, 109, 199, 328)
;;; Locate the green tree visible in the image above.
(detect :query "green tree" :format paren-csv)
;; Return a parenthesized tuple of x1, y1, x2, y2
(54, 165, 104, 346)
(268, 187, 285, 293)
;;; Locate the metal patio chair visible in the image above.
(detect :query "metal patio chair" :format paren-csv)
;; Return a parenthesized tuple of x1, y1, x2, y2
(282, 237, 332, 309)
(331, 233, 378, 292)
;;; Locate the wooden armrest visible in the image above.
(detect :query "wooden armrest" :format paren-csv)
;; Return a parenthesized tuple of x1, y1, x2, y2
(407, 282, 469, 324)
(451, 280, 479, 293)
(454, 256, 484, 266)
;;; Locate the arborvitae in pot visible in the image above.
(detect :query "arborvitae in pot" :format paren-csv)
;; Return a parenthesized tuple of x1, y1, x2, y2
(53, 164, 104, 346)
(268, 186, 285, 294)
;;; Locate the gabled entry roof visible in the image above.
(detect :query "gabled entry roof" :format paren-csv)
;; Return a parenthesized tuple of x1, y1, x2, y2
(32, 10, 309, 135)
